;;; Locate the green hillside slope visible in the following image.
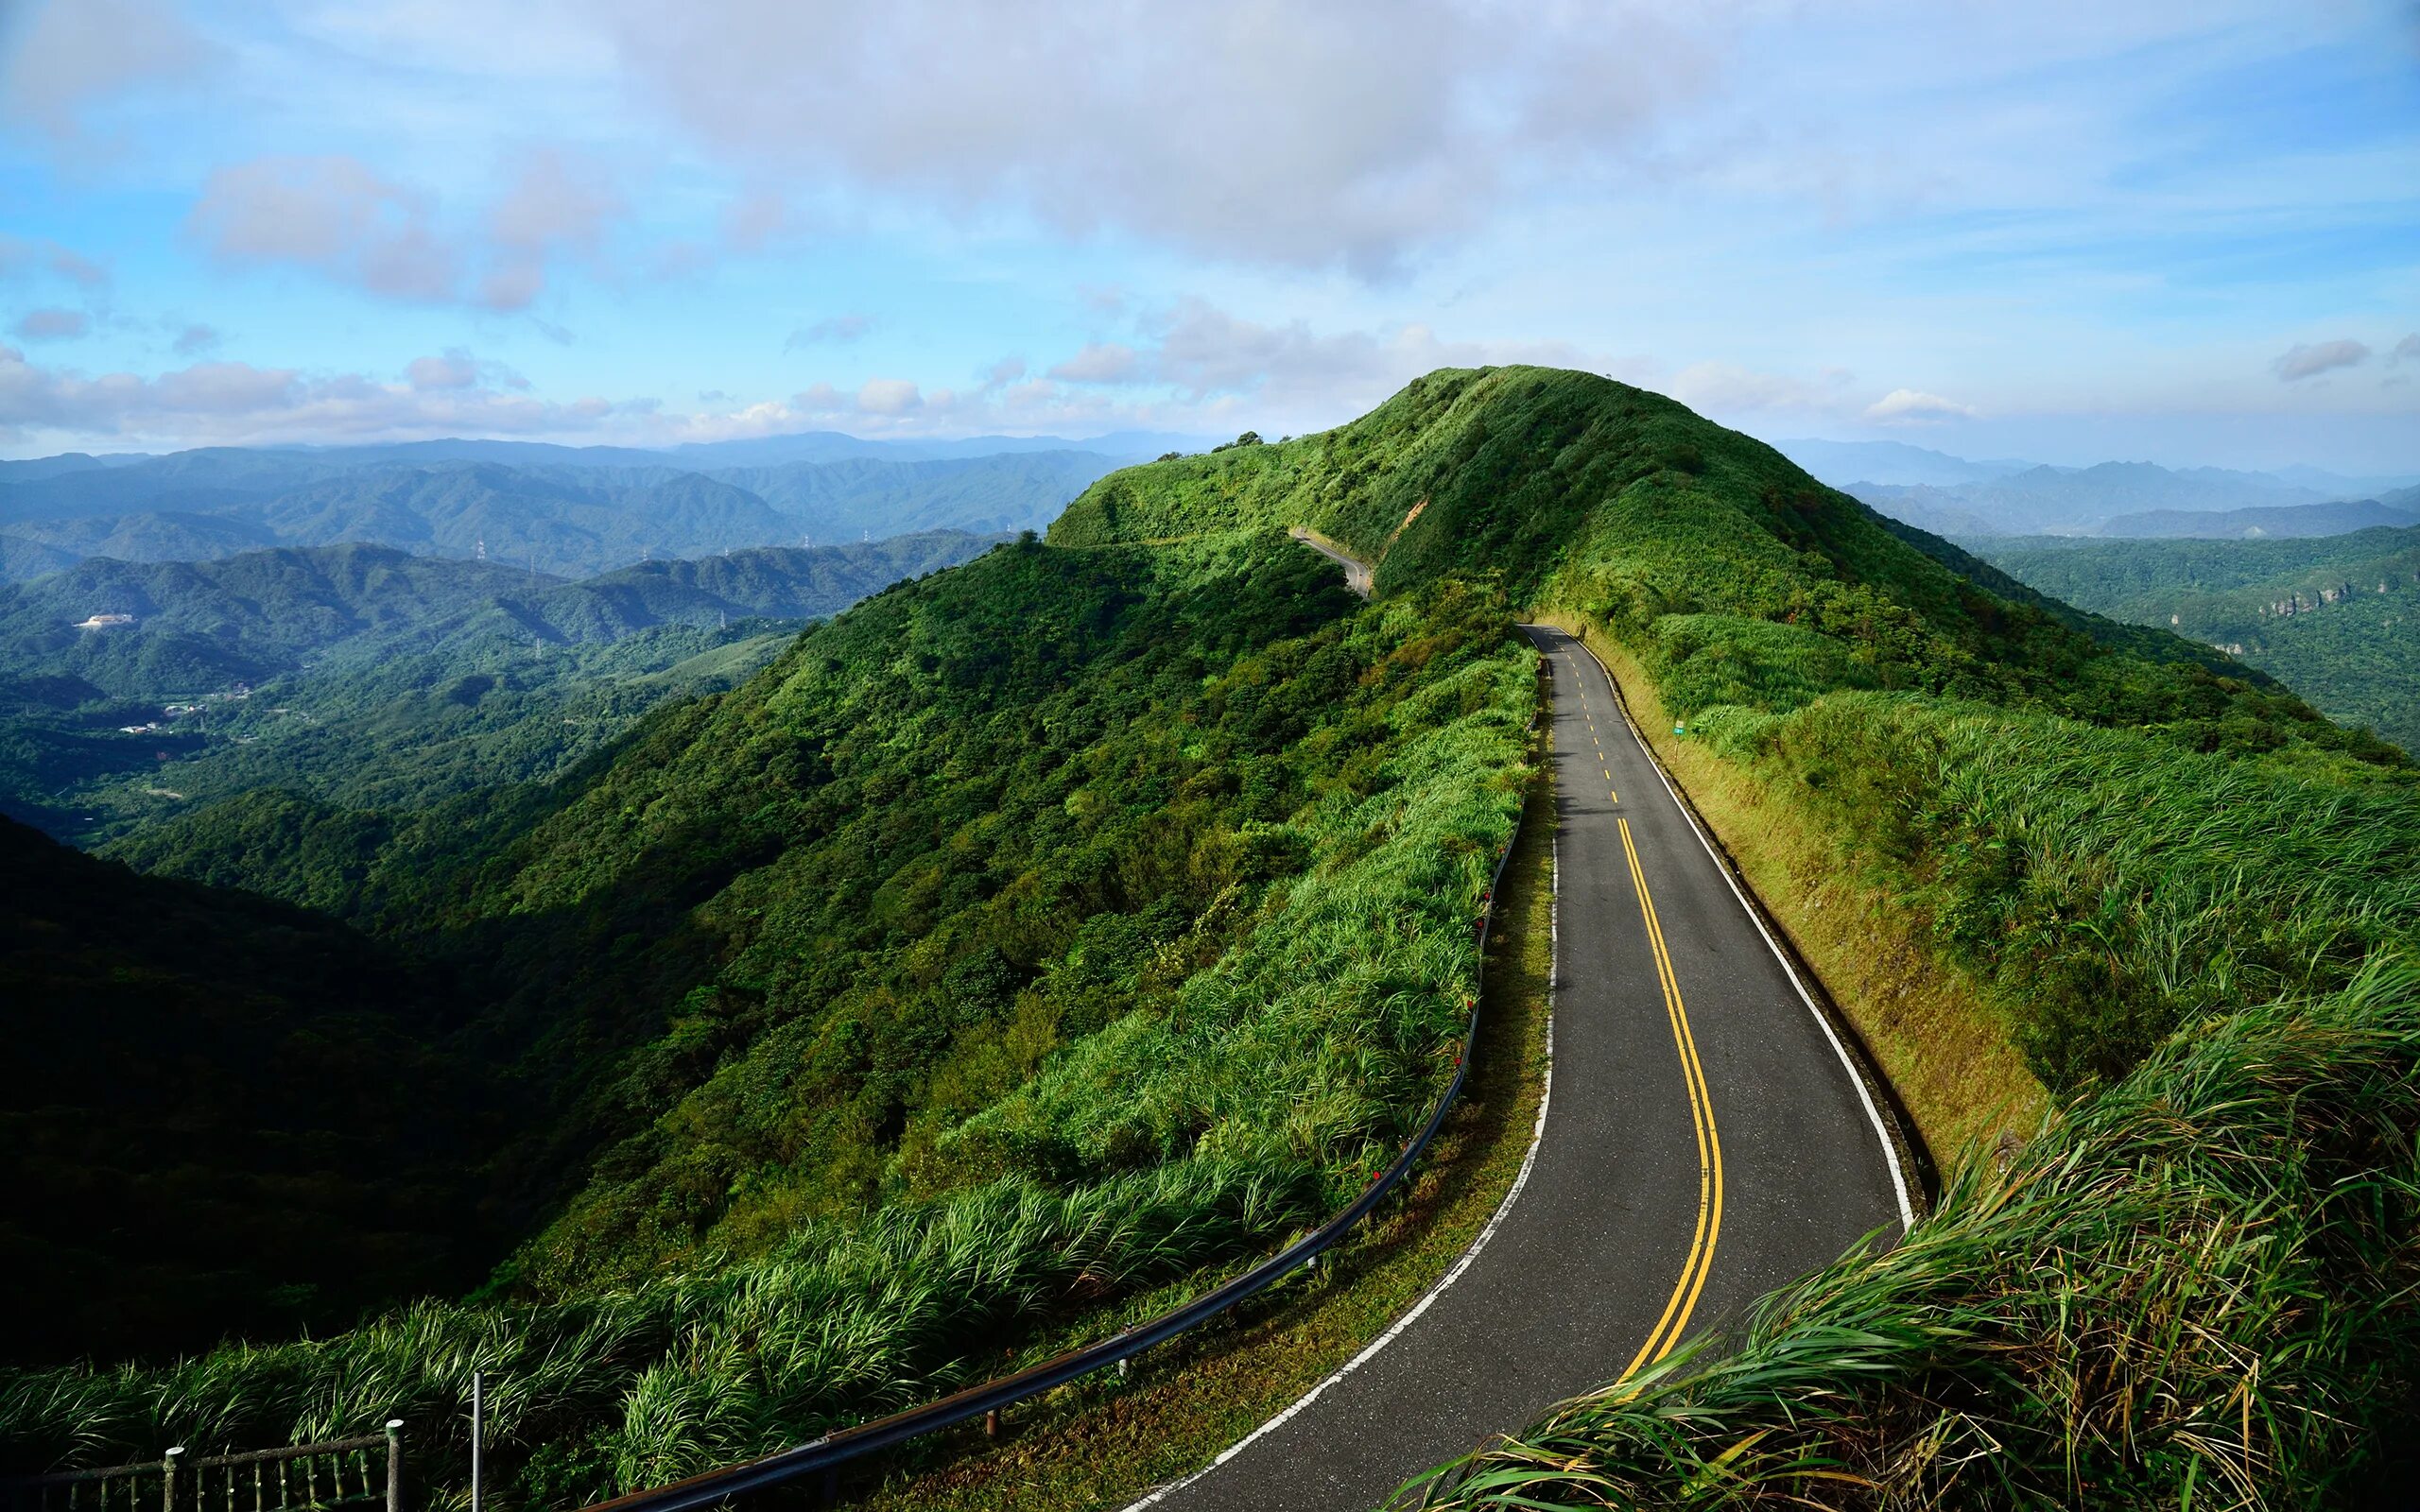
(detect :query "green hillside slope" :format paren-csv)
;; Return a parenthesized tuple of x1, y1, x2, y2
(1983, 525, 2420, 752)
(0, 534, 1001, 835)
(1058, 367, 2420, 1503)
(3, 531, 1533, 1504)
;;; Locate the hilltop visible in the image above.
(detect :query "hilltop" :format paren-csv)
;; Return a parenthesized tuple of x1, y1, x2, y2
(1062, 368, 2420, 1503)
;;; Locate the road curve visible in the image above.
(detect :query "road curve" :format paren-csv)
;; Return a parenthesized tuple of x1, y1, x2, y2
(1288, 527, 1374, 597)
(1127, 624, 1910, 1511)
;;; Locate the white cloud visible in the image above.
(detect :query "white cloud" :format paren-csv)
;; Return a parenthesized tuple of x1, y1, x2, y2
(1104, 300, 1602, 418)
(855, 377, 922, 415)
(0, 0, 217, 153)
(718, 189, 790, 252)
(2272, 338, 2371, 382)
(0, 342, 631, 447)
(603, 0, 1740, 274)
(170, 323, 220, 356)
(184, 148, 626, 312)
(1047, 342, 1142, 384)
(1864, 388, 1979, 423)
(2392, 334, 2420, 365)
(1667, 362, 1850, 414)
(11, 308, 90, 342)
(188, 155, 459, 301)
(405, 352, 477, 390)
(784, 314, 873, 351)
(0, 234, 107, 289)
(482, 148, 623, 311)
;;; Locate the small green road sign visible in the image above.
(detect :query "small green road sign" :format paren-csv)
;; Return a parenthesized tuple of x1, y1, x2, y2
(1673, 723, 1686, 737)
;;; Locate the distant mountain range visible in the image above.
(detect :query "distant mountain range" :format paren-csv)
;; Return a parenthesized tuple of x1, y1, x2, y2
(0, 432, 1208, 580)
(0, 533, 1005, 703)
(0, 533, 1009, 837)
(1771, 438, 2420, 541)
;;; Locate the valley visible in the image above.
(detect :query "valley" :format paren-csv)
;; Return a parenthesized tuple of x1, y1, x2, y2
(1982, 526, 2420, 753)
(0, 532, 1005, 840)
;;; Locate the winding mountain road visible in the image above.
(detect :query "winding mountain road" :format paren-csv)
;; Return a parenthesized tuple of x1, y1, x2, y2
(1127, 623, 1912, 1511)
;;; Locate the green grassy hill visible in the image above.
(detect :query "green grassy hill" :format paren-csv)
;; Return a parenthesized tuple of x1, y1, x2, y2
(9, 368, 2417, 1507)
(1061, 368, 2420, 1504)
(1983, 525, 2420, 752)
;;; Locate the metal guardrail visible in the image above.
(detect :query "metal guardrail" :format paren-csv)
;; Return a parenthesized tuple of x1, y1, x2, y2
(588, 712, 1541, 1512)
(6, 1424, 404, 1512)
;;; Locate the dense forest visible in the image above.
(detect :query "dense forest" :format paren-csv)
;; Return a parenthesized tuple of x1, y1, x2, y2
(0, 818, 499, 1363)
(9, 367, 2417, 1508)
(2, 529, 1532, 1505)
(1984, 525, 2420, 753)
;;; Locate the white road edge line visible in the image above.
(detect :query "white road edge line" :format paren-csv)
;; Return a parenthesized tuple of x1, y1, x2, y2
(1571, 628, 1917, 1232)
(1119, 788, 1562, 1510)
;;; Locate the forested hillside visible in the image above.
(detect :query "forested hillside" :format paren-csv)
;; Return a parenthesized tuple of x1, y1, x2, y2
(3, 530, 1533, 1506)
(1055, 367, 2420, 1504)
(1984, 525, 2420, 752)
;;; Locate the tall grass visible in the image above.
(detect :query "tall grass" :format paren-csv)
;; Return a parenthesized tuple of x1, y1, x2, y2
(0, 585, 1537, 1508)
(1404, 958, 2420, 1509)
(1724, 690, 2420, 1090)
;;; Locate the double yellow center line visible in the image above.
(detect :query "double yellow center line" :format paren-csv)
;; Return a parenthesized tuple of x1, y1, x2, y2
(1616, 814, 1723, 1376)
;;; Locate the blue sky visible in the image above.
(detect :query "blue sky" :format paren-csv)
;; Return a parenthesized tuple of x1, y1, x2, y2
(1, 0, 2415, 470)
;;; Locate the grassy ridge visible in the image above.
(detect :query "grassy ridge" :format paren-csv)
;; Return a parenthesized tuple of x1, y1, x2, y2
(22, 366, 2417, 1506)
(1056, 367, 2420, 1503)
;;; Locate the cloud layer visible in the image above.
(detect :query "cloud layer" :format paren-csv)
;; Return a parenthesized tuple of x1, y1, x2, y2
(607, 0, 1731, 274)
(185, 150, 625, 313)
(0, 343, 621, 448)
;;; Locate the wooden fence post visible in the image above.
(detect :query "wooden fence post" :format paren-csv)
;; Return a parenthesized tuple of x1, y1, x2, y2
(385, 1421, 404, 1512)
(162, 1448, 182, 1512)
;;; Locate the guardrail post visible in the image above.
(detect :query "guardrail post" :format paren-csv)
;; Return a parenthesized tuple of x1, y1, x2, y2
(385, 1421, 404, 1512)
(470, 1375, 483, 1512)
(162, 1448, 182, 1512)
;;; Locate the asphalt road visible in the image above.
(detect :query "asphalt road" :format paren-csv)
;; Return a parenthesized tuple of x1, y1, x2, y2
(1128, 623, 1910, 1511)
(1287, 527, 1374, 597)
